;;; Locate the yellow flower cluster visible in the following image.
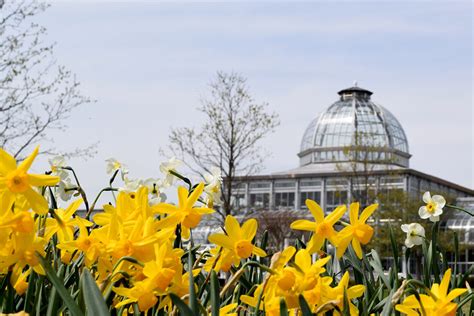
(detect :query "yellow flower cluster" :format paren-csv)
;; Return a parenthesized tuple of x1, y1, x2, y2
(0, 146, 468, 316)
(291, 200, 378, 259)
(240, 247, 364, 315)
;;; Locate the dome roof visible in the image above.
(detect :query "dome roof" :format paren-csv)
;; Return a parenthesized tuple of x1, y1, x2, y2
(299, 85, 410, 167)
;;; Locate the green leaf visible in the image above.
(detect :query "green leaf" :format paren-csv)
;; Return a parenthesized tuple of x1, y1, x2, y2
(298, 294, 313, 316)
(38, 255, 83, 316)
(368, 250, 390, 290)
(380, 288, 395, 316)
(279, 298, 289, 316)
(47, 264, 65, 316)
(81, 268, 109, 316)
(169, 293, 195, 316)
(188, 247, 198, 314)
(210, 271, 220, 316)
(388, 225, 399, 288)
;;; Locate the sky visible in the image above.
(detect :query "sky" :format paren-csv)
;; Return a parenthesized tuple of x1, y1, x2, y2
(29, 1, 473, 198)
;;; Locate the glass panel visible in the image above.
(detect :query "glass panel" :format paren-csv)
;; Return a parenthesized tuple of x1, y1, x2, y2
(249, 193, 269, 208)
(300, 191, 321, 208)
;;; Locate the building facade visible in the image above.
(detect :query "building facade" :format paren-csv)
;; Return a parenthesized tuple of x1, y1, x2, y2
(231, 85, 473, 214)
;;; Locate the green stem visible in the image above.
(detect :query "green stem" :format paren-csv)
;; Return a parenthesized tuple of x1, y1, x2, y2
(445, 204, 474, 217)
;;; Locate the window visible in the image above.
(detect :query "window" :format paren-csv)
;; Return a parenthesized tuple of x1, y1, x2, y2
(231, 194, 246, 209)
(300, 191, 321, 208)
(274, 181, 295, 188)
(249, 182, 270, 189)
(275, 192, 295, 208)
(250, 193, 269, 209)
(300, 179, 321, 187)
(326, 190, 347, 212)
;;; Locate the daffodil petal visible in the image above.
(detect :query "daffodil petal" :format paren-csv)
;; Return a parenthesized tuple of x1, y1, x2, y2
(0, 148, 16, 174)
(351, 239, 363, 259)
(0, 190, 15, 214)
(177, 186, 188, 207)
(306, 199, 324, 222)
(290, 220, 316, 231)
(242, 218, 257, 240)
(349, 202, 359, 224)
(185, 183, 204, 209)
(326, 205, 347, 225)
(18, 146, 39, 172)
(28, 174, 59, 187)
(359, 203, 378, 223)
(24, 187, 49, 215)
(307, 235, 324, 253)
(252, 246, 266, 257)
(446, 288, 467, 302)
(439, 268, 451, 296)
(225, 215, 241, 240)
(208, 233, 234, 250)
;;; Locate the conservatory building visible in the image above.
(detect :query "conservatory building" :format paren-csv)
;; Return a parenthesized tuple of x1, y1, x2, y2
(231, 85, 474, 213)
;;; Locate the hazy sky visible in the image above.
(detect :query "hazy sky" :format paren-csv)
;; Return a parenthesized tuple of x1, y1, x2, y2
(31, 1, 472, 198)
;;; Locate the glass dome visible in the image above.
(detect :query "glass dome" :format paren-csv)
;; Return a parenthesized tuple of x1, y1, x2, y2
(299, 85, 410, 167)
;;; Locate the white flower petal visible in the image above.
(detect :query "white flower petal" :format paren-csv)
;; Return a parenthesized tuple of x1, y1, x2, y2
(429, 215, 440, 222)
(414, 224, 425, 237)
(418, 206, 430, 219)
(422, 191, 431, 203)
(401, 224, 410, 233)
(411, 236, 423, 246)
(432, 195, 446, 208)
(405, 239, 414, 248)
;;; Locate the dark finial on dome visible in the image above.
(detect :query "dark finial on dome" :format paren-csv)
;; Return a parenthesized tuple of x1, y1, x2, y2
(338, 83, 373, 101)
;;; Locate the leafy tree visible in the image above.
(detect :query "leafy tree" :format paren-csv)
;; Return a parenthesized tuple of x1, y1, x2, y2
(168, 71, 279, 220)
(0, 1, 93, 158)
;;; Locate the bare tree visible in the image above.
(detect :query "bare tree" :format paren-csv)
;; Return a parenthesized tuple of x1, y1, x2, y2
(0, 1, 93, 159)
(168, 71, 279, 220)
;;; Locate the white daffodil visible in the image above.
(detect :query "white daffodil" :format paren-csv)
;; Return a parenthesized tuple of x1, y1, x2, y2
(401, 223, 425, 248)
(119, 177, 142, 193)
(418, 191, 446, 222)
(143, 178, 167, 205)
(159, 157, 182, 186)
(203, 167, 222, 207)
(49, 156, 69, 180)
(58, 179, 76, 202)
(105, 158, 128, 175)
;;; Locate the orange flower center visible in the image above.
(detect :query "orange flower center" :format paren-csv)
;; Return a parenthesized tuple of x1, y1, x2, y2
(277, 269, 296, 291)
(316, 222, 334, 237)
(112, 240, 134, 259)
(153, 268, 176, 292)
(235, 240, 253, 259)
(427, 202, 436, 213)
(77, 236, 92, 251)
(182, 212, 202, 228)
(354, 224, 374, 244)
(13, 213, 35, 233)
(6, 170, 29, 193)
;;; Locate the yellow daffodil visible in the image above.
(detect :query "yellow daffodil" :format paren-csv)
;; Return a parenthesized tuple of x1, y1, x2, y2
(327, 271, 365, 315)
(290, 200, 346, 253)
(419, 191, 445, 222)
(0, 146, 59, 215)
(293, 249, 331, 292)
(203, 247, 238, 272)
(208, 215, 266, 260)
(336, 202, 377, 259)
(396, 269, 467, 316)
(57, 225, 103, 267)
(45, 199, 92, 243)
(114, 279, 158, 312)
(142, 243, 176, 292)
(156, 183, 214, 239)
(10, 266, 31, 295)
